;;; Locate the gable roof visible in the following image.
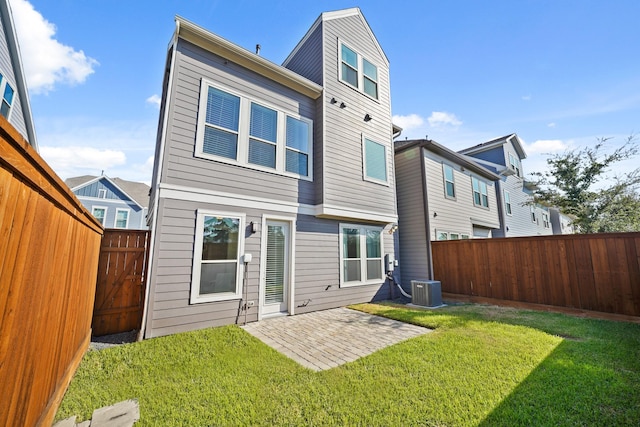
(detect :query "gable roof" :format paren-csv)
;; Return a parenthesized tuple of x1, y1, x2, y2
(283, 7, 389, 68)
(174, 16, 322, 99)
(65, 175, 150, 208)
(458, 133, 527, 160)
(0, 0, 37, 149)
(395, 139, 501, 181)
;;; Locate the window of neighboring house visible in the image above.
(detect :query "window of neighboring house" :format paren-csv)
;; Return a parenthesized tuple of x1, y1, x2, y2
(98, 188, 107, 199)
(196, 80, 313, 179)
(340, 224, 383, 287)
(191, 211, 244, 303)
(115, 209, 129, 229)
(437, 231, 448, 241)
(92, 207, 106, 226)
(339, 41, 379, 100)
(472, 177, 489, 208)
(363, 137, 388, 184)
(443, 164, 456, 199)
(449, 233, 460, 240)
(504, 190, 512, 215)
(542, 212, 550, 228)
(1, 78, 14, 118)
(508, 153, 521, 177)
(530, 205, 537, 223)
(461, 234, 470, 239)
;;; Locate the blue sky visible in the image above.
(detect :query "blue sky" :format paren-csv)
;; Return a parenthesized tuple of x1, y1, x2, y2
(10, 0, 640, 184)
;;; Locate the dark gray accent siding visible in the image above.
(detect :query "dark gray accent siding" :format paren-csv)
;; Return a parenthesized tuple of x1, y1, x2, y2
(394, 146, 430, 286)
(320, 15, 396, 216)
(466, 146, 506, 166)
(283, 23, 323, 85)
(161, 39, 317, 206)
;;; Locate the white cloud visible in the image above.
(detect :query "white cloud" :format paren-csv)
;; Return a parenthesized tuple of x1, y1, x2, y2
(40, 146, 126, 177)
(392, 113, 424, 131)
(522, 95, 532, 101)
(427, 111, 462, 127)
(9, 0, 98, 94)
(547, 122, 557, 128)
(524, 139, 569, 155)
(146, 94, 161, 108)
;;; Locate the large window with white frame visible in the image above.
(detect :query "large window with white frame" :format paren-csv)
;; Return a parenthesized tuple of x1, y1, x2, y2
(196, 80, 313, 179)
(115, 209, 130, 229)
(504, 190, 512, 215)
(472, 176, 489, 208)
(363, 136, 388, 184)
(443, 163, 456, 199)
(91, 206, 107, 226)
(340, 224, 383, 287)
(339, 41, 379, 100)
(191, 211, 245, 303)
(0, 72, 14, 119)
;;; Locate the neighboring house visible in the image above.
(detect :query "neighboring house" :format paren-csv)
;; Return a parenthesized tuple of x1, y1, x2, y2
(550, 207, 576, 234)
(66, 175, 150, 230)
(394, 139, 500, 284)
(459, 134, 553, 237)
(142, 9, 398, 338)
(0, 0, 37, 148)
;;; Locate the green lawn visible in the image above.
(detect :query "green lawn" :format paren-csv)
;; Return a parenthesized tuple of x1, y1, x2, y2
(56, 302, 640, 426)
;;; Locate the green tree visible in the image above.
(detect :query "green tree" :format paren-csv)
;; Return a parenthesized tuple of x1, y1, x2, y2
(531, 136, 640, 233)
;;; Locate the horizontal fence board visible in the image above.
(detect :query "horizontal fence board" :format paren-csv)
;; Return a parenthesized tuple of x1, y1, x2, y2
(432, 233, 640, 317)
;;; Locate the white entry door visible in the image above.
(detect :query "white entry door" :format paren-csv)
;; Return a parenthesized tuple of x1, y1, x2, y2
(262, 220, 290, 316)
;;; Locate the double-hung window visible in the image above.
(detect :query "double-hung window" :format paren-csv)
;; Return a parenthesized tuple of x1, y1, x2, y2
(196, 80, 313, 179)
(443, 164, 456, 198)
(542, 212, 550, 228)
(363, 137, 388, 184)
(115, 209, 129, 228)
(509, 153, 521, 177)
(504, 190, 512, 215)
(92, 207, 106, 226)
(340, 224, 383, 287)
(472, 177, 489, 208)
(530, 206, 537, 223)
(0, 72, 14, 118)
(191, 211, 244, 303)
(339, 42, 379, 100)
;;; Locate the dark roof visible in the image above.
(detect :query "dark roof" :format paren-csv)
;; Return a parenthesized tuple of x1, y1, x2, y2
(65, 175, 150, 208)
(394, 139, 500, 181)
(458, 133, 527, 159)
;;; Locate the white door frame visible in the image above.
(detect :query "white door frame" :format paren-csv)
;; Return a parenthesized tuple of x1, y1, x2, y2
(258, 214, 296, 320)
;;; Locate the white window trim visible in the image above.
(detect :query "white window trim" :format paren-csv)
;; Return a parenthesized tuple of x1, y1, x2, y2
(195, 79, 313, 181)
(191, 209, 246, 304)
(472, 176, 489, 209)
(339, 223, 384, 288)
(361, 134, 390, 186)
(531, 206, 538, 223)
(542, 212, 550, 228)
(504, 190, 512, 216)
(98, 188, 107, 199)
(442, 163, 456, 200)
(114, 208, 130, 229)
(91, 206, 107, 226)
(337, 39, 380, 102)
(0, 73, 14, 120)
(436, 229, 470, 241)
(508, 153, 521, 177)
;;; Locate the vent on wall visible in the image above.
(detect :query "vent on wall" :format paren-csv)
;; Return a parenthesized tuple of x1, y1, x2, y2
(411, 280, 443, 307)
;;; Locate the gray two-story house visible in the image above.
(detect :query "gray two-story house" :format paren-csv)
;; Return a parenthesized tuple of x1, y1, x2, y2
(142, 9, 397, 338)
(0, 0, 37, 148)
(394, 139, 500, 285)
(460, 134, 553, 237)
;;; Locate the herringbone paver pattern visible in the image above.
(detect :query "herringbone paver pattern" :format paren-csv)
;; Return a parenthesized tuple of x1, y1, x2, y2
(242, 307, 430, 371)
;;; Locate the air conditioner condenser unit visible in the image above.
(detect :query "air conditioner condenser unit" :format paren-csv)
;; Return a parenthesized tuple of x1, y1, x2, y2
(411, 280, 443, 308)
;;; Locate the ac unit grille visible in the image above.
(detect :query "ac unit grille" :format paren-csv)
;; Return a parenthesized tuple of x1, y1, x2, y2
(411, 280, 442, 307)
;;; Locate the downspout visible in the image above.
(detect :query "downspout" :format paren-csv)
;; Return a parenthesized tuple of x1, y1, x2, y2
(419, 146, 434, 280)
(138, 22, 179, 341)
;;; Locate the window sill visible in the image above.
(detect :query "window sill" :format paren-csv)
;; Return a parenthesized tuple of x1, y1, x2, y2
(194, 151, 313, 182)
(190, 293, 242, 304)
(340, 279, 384, 288)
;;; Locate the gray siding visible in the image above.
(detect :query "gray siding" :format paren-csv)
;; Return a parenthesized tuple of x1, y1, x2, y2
(145, 197, 393, 338)
(160, 39, 317, 206)
(320, 14, 396, 217)
(424, 150, 500, 239)
(0, 12, 28, 140)
(394, 145, 430, 286)
(283, 22, 323, 85)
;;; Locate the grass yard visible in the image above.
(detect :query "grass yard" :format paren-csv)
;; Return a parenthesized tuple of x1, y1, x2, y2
(56, 302, 640, 426)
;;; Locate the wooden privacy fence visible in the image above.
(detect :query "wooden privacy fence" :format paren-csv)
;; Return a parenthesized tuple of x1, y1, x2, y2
(0, 116, 103, 426)
(93, 229, 149, 337)
(432, 233, 640, 317)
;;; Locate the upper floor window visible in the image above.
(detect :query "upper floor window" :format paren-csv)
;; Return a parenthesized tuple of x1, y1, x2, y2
(0, 72, 14, 118)
(92, 206, 106, 226)
(196, 80, 313, 179)
(472, 177, 489, 208)
(339, 42, 379, 100)
(115, 209, 130, 228)
(504, 190, 512, 215)
(508, 153, 521, 177)
(98, 188, 107, 199)
(443, 164, 455, 199)
(363, 136, 388, 184)
(530, 205, 537, 223)
(542, 212, 550, 228)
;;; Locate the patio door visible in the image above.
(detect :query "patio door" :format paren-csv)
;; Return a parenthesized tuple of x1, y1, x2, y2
(262, 220, 290, 316)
